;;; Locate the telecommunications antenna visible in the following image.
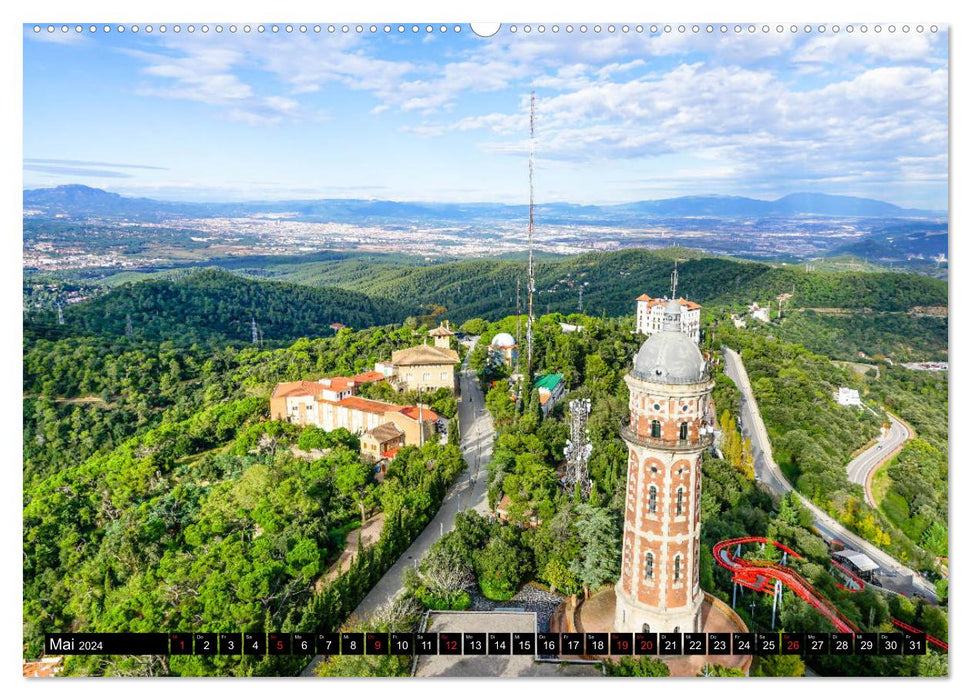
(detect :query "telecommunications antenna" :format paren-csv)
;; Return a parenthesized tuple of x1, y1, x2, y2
(526, 91, 536, 376)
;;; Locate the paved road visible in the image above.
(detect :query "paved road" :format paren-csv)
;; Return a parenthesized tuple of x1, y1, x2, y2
(721, 347, 937, 602)
(302, 354, 494, 675)
(846, 412, 911, 507)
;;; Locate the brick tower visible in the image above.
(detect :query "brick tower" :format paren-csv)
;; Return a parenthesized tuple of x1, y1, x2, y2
(614, 299, 714, 634)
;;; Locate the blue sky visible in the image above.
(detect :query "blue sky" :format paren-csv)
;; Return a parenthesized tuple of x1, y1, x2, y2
(23, 24, 948, 208)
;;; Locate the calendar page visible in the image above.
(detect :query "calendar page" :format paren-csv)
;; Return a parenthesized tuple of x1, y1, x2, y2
(21, 15, 948, 683)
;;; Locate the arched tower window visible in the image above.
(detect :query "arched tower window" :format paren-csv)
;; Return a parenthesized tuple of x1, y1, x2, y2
(676, 487, 684, 516)
(679, 421, 688, 440)
(651, 420, 661, 438)
(674, 555, 682, 582)
(645, 552, 654, 579)
(648, 486, 657, 514)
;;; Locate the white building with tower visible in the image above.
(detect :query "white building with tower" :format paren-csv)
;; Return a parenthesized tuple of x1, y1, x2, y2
(634, 266, 701, 344)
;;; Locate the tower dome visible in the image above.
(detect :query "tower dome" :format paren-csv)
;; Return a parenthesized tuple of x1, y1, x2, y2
(491, 332, 516, 348)
(631, 299, 706, 384)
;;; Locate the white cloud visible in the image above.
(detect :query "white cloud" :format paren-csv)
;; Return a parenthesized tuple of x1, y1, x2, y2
(793, 31, 943, 65)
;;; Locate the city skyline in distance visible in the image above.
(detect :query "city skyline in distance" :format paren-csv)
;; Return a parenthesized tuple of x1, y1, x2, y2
(24, 25, 948, 209)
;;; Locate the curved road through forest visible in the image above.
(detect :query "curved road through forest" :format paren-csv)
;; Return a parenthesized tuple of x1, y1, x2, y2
(302, 349, 494, 675)
(846, 412, 912, 507)
(721, 347, 937, 602)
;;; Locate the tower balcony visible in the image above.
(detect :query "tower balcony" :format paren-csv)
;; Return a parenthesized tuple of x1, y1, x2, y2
(621, 424, 715, 452)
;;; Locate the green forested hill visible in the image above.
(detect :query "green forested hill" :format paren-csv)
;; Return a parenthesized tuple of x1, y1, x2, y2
(26, 269, 418, 345)
(26, 249, 948, 347)
(245, 248, 948, 320)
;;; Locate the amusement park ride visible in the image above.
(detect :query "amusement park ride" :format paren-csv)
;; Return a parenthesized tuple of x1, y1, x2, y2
(712, 537, 947, 650)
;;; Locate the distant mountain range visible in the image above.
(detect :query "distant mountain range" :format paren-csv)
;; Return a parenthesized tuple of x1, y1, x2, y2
(23, 184, 943, 222)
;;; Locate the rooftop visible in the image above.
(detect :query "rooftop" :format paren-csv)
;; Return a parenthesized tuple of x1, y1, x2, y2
(413, 612, 599, 678)
(835, 549, 879, 572)
(337, 396, 400, 414)
(366, 422, 405, 442)
(532, 373, 564, 392)
(349, 371, 386, 384)
(392, 344, 460, 366)
(271, 380, 323, 399)
(396, 405, 440, 423)
(428, 322, 455, 337)
(636, 294, 701, 311)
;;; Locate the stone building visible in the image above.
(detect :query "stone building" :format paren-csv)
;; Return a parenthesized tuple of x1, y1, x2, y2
(360, 422, 406, 462)
(390, 344, 460, 394)
(615, 299, 715, 634)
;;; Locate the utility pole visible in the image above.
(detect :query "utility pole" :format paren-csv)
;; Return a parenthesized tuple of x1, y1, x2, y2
(526, 90, 536, 379)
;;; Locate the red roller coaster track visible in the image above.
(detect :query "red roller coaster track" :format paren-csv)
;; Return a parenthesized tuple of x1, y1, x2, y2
(891, 618, 948, 651)
(713, 536, 860, 634)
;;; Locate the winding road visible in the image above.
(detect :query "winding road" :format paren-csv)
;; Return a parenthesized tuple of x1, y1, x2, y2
(302, 349, 494, 675)
(846, 412, 912, 507)
(721, 347, 937, 602)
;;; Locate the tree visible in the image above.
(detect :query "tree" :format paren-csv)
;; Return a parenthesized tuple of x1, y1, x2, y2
(333, 456, 374, 522)
(604, 656, 670, 676)
(752, 654, 804, 677)
(699, 664, 745, 677)
(568, 504, 620, 598)
(542, 558, 577, 595)
(474, 537, 530, 601)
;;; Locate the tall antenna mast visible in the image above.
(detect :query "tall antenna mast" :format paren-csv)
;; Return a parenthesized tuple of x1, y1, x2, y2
(671, 259, 679, 299)
(515, 275, 522, 362)
(56, 302, 64, 326)
(526, 91, 536, 376)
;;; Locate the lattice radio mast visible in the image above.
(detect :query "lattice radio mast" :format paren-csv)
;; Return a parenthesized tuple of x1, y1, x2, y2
(125, 314, 133, 337)
(56, 302, 64, 326)
(564, 397, 593, 499)
(526, 91, 536, 377)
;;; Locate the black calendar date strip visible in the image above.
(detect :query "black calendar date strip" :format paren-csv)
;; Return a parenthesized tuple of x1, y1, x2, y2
(45, 633, 170, 656)
(45, 631, 925, 656)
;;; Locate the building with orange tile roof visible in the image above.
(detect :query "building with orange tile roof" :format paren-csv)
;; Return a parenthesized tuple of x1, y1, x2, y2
(270, 372, 438, 450)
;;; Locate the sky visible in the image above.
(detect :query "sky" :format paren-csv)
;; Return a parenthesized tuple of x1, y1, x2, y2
(23, 23, 949, 209)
